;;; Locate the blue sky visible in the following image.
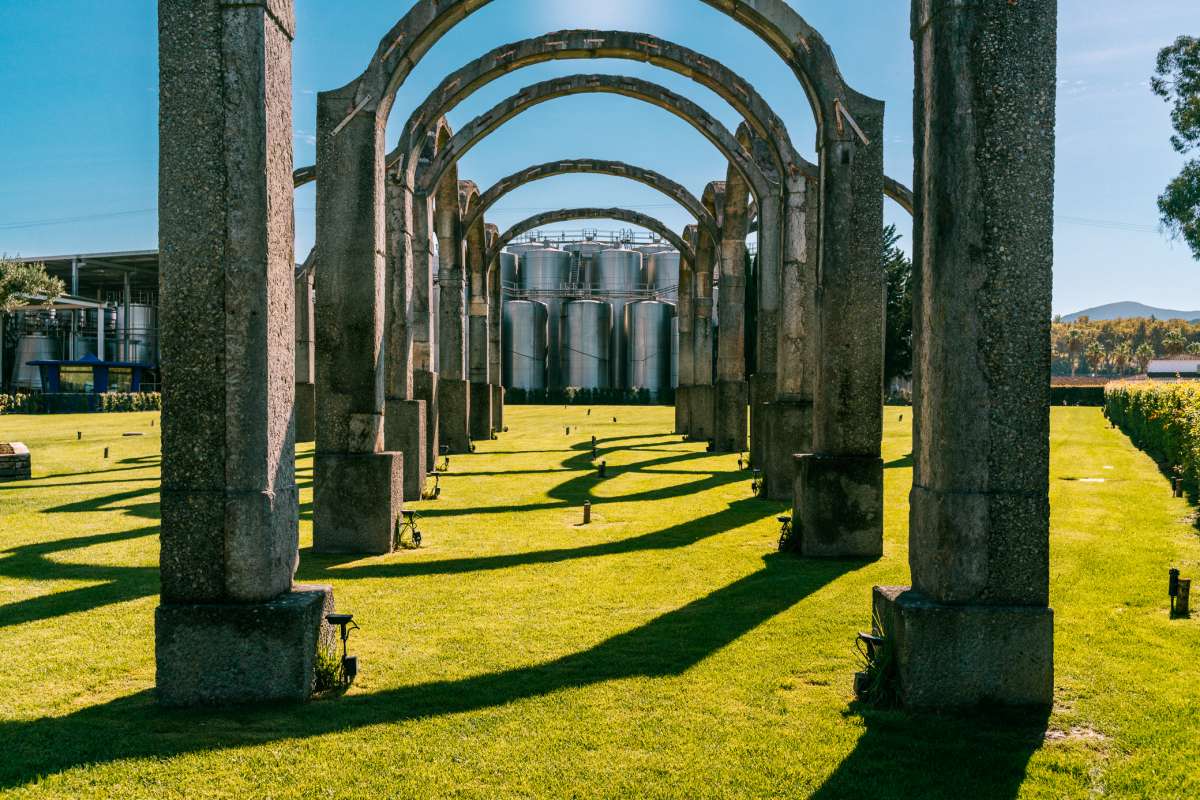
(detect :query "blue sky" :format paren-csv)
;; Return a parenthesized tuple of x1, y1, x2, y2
(0, 0, 1196, 315)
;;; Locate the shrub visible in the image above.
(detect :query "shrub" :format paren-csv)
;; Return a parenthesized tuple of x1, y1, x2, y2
(1051, 386, 1107, 407)
(1105, 381, 1200, 490)
(0, 392, 161, 415)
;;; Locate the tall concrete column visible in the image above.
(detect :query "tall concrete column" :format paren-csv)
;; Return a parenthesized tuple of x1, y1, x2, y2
(873, 0, 1057, 709)
(435, 181, 470, 453)
(792, 99, 886, 558)
(411, 163, 440, 473)
(714, 167, 750, 454)
(762, 178, 817, 501)
(466, 215, 492, 442)
(313, 76, 403, 554)
(384, 170, 427, 502)
(157, 0, 332, 706)
(690, 184, 723, 443)
(674, 228, 696, 436)
(489, 233, 506, 435)
(295, 259, 316, 443)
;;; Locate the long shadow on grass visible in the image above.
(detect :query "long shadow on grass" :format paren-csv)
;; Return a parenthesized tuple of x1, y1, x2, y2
(0, 553, 859, 789)
(0, 526, 159, 629)
(811, 704, 1049, 800)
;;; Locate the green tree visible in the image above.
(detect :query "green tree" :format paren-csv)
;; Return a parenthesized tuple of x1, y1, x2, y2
(1085, 340, 1108, 374)
(1188, 341, 1200, 356)
(1163, 327, 1188, 355)
(1066, 328, 1085, 377)
(1113, 340, 1134, 375)
(1152, 36, 1200, 259)
(881, 224, 912, 387)
(0, 258, 64, 313)
(1135, 342, 1156, 373)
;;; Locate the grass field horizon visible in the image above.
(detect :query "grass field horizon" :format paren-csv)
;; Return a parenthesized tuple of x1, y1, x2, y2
(1, 405, 1197, 798)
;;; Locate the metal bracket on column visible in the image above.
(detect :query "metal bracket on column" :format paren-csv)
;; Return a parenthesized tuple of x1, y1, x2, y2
(833, 99, 871, 146)
(332, 93, 373, 137)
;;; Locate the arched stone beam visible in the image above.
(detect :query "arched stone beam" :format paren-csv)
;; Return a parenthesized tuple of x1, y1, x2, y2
(416, 74, 773, 204)
(486, 208, 694, 269)
(462, 159, 720, 249)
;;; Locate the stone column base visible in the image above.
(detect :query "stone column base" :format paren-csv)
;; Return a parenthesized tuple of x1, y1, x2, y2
(385, 398, 427, 502)
(0, 442, 31, 482)
(674, 385, 692, 435)
(762, 399, 812, 501)
(748, 375, 771, 469)
(713, 379, 748, 453)
(155, 584, 335, 707)
(314, 451, 403, 554)
(413, 369, 439, 469)
(295, 383, 316, 444)
(872, 586, 1054, 708)
(791, 453, 882, 557)
(469, 381, 493, 441)
(438, 377, 472, 453)
(688, 385, 715, 442)
(491, 384, 504, 433)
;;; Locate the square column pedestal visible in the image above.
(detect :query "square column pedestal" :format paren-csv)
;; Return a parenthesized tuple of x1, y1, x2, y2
(385, 398, 426, 502)
(296, 383, 316, 443)
(688, 385, 715, 443)
(761, 398, 811, 501)
(748, 375, 772, 470)
(314, 452, 403, 554)
(674, 385, 692, 436)
(872, 587, 1054, 708)
(713, 380, 748, 454)
(469, 382, 493, 441)
(156, 585, 335, 707)
(491, 385, 504, 434)
(791, 453, 882, 557)
(438, 377, 471, 453)
(414, 369, 439, 470)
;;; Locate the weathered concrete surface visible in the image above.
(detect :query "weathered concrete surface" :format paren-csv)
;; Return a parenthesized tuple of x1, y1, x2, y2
(689, 385, 715, 443)
(762, 399, 811, 501)
(792, 454, 882, 558)
(689, 185, 720, 443)
(469, 382, 493, 440)
(156, 584, 334, 707)
(714, 380, 748, 454)
(675, 230, 696, 436)
(158, 0, 300, 607)
(385, 398, 426, 501)
(0, 442, 31, 482)
(438, 377, 471, 454)
(878, 0, 1058, 710)
(295, 265, 316, 443)
(491, 384, 504, 433)
(489, 238, 504, 433)
(713, 151, 750, 455)
(873, 587, 1054, 708)
(414, 369, 440, 471)
(748, 374, 771, 470)
(313, 452, 402, 554)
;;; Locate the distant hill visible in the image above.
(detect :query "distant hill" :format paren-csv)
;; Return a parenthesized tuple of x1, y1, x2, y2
(1061, 302, 1200, 323)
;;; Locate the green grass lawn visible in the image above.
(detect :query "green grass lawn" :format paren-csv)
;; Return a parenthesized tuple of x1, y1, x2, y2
(0, 406, 1197, 799)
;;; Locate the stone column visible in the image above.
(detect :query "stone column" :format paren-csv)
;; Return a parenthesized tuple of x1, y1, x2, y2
(792, 98, 886, 558)
(490, 242, 507, 434)
(313, 79, 403, 554)
(466, 216, 492, 442)
(384, 170, 427, 503)
(873, 0, 1057, 709)
(435, 184, 471, 453)
(714, 168, 750, 454)
(294, 260, 316, 443)
(156, 0, 332, 706)
(762, 177, 816, 501)
(690, 185, 723, 443)
(411, 168, 440, 472)
(674, 228, 696, 436)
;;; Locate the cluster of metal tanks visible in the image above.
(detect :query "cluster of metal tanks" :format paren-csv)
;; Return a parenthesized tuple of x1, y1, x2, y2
(500, 242, 680, 396)
(5, 305, 158, 390)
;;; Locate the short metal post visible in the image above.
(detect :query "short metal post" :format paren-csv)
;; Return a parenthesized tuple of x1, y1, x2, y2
(583, 501, 591, 525)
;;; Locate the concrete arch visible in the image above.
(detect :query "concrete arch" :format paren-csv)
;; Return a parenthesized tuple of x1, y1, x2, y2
(462, 159, 720, 249)
(417, 74, 773, 203)
(486, 208, 694, 270)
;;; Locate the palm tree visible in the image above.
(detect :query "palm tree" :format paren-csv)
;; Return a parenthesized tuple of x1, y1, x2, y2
(1112, 341, 1134, 375)
(1135, 342, 1156, 373)
(1066, 328, 1085, 377)
(1085, 340, 1108, 375)
(1162, 328, 1188, 355)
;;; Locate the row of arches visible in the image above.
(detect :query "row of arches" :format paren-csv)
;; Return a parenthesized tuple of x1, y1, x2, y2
(157, 0, 1058, 711)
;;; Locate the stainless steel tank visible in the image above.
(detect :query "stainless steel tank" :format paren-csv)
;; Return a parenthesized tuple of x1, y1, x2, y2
(564, 241, 607, 287)
(561, 300, 612, 390)
(670, 312, 679, 389)
(519, 247, 572, 389)
(115, 303, 158, 364)
(636, 243, 675, 259)
(625, 301, 674, 397)
(502, 299, 548, 391)
(588, 247, 643, 389)
(12, 333, 59, 390)
(645, 250, 681, 301)
(498, 252, 518, 297)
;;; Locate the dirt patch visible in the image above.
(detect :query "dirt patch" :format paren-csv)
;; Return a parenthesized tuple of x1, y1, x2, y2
(1045, 725, 1110, 744)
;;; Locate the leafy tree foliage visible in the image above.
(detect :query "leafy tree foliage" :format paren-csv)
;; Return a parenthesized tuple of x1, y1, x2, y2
(1052, 317, 1200, 376)
(1152, 36, 1200, 259)
(0, 258, 64, 313)
(881, 224, 912, 387)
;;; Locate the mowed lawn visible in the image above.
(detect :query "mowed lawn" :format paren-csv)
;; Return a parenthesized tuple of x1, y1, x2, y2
(0, 406, 1197, 799)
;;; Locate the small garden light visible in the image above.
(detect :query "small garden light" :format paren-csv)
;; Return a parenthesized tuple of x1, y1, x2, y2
(776, 515, 793, 551)
(751, 469, 762, 497)
(325, 613, 360, 685)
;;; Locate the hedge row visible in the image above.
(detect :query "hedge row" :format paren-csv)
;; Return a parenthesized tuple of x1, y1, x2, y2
(505, 387, 674, 406)
(1051, 386, 1107, 407)
(0, 392, 162, 415)
(1105, 381, 1200, 490)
